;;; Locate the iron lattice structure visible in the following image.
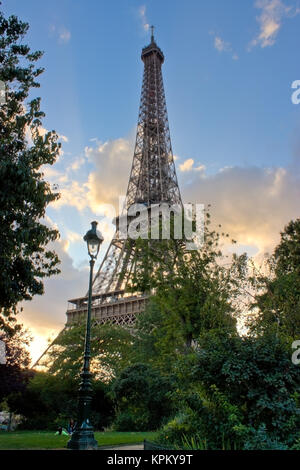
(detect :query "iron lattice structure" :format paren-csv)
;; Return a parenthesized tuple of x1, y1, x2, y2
(66, 32, 182, 327)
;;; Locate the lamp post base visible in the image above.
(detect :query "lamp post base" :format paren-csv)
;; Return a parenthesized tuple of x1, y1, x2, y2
(67, 421, 98, 450)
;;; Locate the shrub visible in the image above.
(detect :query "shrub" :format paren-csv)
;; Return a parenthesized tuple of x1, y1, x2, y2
(192, 331, 300, 447)
(156, 411, 196, 447)
(112, 363, 173, 431)
(157, 388, 243, 449)
(8, 372, 114, 430)
(291, 436, 300, 450)
(242, 424, 289, 450)
(113, 410, 151, 432)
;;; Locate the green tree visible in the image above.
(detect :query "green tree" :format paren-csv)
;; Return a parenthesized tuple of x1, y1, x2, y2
(8, 371, 114, 430)
(111, 363, 173, 431)
(0, 318, 32, 403)
(44, 322, 133, 382)
(274, 218, 300, 274)
(131, 298, 177, 371)
(249, 219, 300, 339)
(187, 330, 299, 448)
(0, 5, 61, 331)
(156, 329, 299, 449)
(128, 212, 247, 356)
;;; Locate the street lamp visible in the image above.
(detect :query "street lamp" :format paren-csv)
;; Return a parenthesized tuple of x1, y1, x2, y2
(67, 221, 104, 450)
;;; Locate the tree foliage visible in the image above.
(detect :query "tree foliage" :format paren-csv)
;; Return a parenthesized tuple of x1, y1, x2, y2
(43, 322, 133, 382)
(249, 218, 300, 339)
(0, 6, 61, 329)
(128, 212, 247, 354)
(157, 329, 300, 449)
(193, 331, 299, 441)
(8, 371, 114, 430)
(0, 318, 32, 403)
(111, 363, 173, 431)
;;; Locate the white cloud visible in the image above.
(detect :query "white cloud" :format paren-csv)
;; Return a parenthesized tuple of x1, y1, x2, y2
(43, 134, 134, 216)
(214, 36, 231, 52)
(65, 229, 83, 244)
(180, 163, 300, 258)
(59, 28, 71, 44)
(52, 180, 88, 212)
(42, 165, 68, 184)
(250, 0, 300, 49)
(139, 5, 150, 32)
(179, 158, 205, 172)
(211, 33, 238, 60)
(49, 24, 71, 44)
(85, 136, 134, 211)
(58, 134, 68, 142)
(69, 156, 85, 172)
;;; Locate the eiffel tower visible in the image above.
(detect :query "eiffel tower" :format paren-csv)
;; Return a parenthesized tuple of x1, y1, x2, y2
(66, 28, 182, 328)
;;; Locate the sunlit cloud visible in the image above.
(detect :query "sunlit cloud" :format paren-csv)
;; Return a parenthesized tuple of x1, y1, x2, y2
(249, 0, 300, 49)
(180, 162, 300, 259)
(42, 165, 68, 184)
(26, 327, 57, 366)
(43, 134, 134, 217)
(19, 237, 87, 362)
(52, 180, 89, 212)
(85, 136, 134, 210)
(65, 229, 83, 244)
(179, 158, 206, 172)
(69, 156, 85, 171)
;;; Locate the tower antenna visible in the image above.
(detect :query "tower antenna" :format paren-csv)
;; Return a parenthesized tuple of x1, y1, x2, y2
(151, 25, 154, 42)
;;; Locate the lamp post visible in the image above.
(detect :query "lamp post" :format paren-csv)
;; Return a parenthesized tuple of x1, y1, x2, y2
(67, 221, 104, 450)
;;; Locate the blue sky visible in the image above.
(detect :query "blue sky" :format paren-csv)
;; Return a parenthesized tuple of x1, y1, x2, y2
(4, 0, 300, 169)
(2, 0, 300, 360)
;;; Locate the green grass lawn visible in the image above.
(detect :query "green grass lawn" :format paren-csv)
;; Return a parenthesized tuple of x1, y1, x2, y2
(0, 430, 158, 450)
